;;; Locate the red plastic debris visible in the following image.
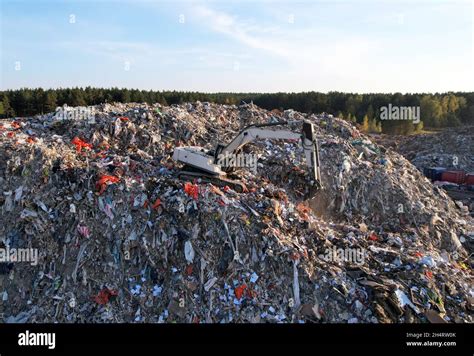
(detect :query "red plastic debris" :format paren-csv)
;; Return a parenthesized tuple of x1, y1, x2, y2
(414, 251, 423, 258)
(71, 136, 93, 153)
(185, 265, 193, 275)
(26, 136, 37, 144)
(96, 175, 120, 195)
(184, 182, 199, 200)
(7, 132, 16, 138)
(93, 288, 118, 305)
(11, 121, 21, 129)
(151, 198, 161, 210)
(369, 233, 378, 241)
(425, 270, 433, 279)
(235, 284, 247, 300)
(118, 116, 129, 122)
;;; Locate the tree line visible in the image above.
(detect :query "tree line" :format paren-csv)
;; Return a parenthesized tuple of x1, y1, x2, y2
(1, 87, 473, 134)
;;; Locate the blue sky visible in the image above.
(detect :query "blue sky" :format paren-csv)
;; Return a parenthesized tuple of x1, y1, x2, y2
(1, 0, 473, 93)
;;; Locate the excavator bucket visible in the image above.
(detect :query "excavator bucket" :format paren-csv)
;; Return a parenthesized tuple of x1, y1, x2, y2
(302, 121, 322, 190)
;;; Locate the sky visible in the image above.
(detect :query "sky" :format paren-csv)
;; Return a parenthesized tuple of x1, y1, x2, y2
(0, 0, 473, 93)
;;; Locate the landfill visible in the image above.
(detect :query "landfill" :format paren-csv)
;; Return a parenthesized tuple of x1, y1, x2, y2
(0, 102, 472, 324)
(372, 129, 474, 216)
(373, 127, 474, 173)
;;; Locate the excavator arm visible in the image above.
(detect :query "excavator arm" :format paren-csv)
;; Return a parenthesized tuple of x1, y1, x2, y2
(172, 121, 322, 192)
(215, 121, 321, 189)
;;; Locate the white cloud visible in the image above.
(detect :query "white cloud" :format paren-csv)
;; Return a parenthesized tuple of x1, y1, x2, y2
(193, 5, 291, 58)
(191, 4, 379, 83)
(189, 3, 473, 92)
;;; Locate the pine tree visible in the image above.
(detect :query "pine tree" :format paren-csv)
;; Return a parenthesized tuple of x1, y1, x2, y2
(361, 115, 369, 131)
(376, 121, 382, 133)
(44, 92, 58, 113)
(366, 104, 374, 120)
(120, 89, 131, 103)
(1, 94, 15, 118)
(70, 89, 87, 106)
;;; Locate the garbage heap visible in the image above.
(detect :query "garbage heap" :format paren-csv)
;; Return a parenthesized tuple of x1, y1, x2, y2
(372, 127, 474, 173)
(0, 102, 472, 323)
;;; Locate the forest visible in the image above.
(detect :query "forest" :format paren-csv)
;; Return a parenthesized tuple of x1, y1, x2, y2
(1, 88, 473, 134)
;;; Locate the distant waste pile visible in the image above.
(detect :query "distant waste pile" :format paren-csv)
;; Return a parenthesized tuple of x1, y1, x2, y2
(373, 127, 474, 173)
(0, 102, 472, 323)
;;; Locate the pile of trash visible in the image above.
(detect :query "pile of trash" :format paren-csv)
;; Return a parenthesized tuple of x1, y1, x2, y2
(372, 127, 474, 173)
(0, 102, 472, 324)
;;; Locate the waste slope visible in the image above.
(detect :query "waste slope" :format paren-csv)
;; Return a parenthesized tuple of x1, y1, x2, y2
(0, 102, 472, 323)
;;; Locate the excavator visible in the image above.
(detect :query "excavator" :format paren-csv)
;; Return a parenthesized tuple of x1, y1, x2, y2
(172, 121, 322, 194)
